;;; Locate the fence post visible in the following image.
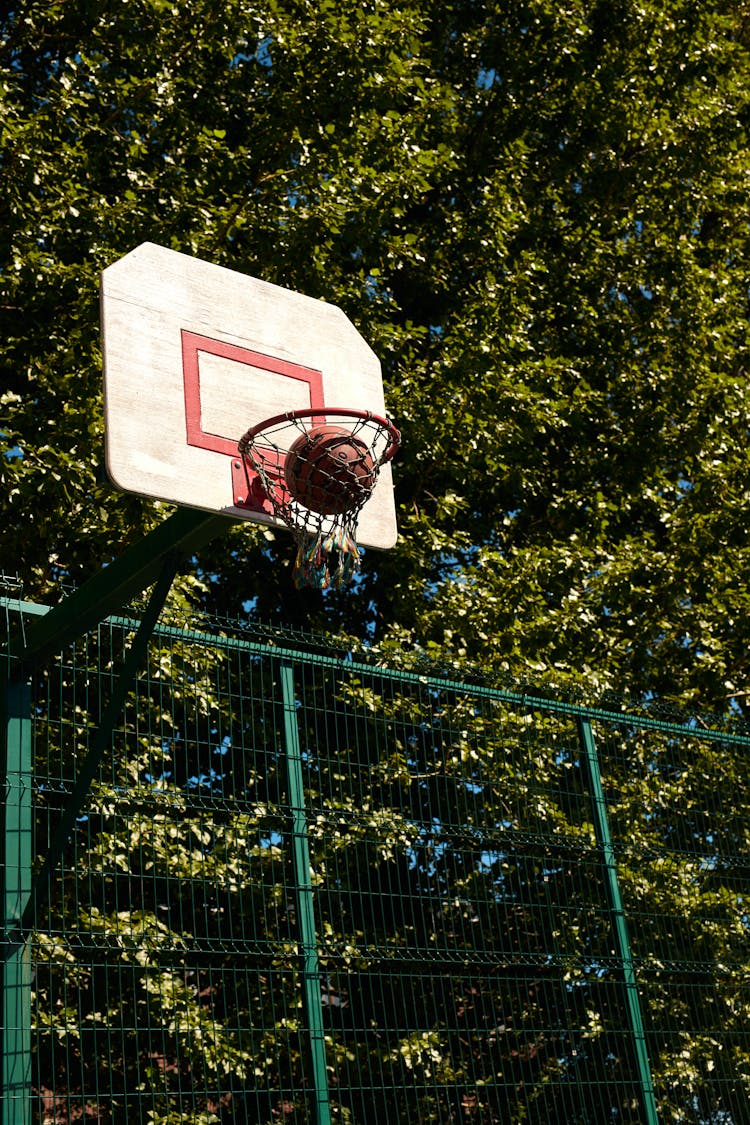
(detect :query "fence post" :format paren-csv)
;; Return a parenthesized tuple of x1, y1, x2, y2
(280, 662, 331, 1125)
(1, 678, 32, 1125)
(578, 717, 659, 1124)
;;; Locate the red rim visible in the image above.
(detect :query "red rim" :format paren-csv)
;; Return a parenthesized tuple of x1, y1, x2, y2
(239, 407, 401, 464)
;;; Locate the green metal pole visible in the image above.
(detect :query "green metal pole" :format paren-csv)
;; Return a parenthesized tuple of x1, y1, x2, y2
(578, 718, 659, 1125)
(18, 558, 180, 940)
(280, 663, 331, 1125)
(15, 509, 229, 668)
(1, 678, 32, 1125)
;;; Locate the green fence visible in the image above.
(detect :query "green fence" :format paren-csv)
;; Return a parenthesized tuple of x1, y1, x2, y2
(2, 589, 750, 1123)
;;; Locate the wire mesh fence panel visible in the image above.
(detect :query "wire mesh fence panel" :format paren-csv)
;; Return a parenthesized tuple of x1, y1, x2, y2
(293, 663, 645, 1124)
(2, 592, 750, 1124)
(593, 718, 750, 1124)
(26, 618, 310, 1125)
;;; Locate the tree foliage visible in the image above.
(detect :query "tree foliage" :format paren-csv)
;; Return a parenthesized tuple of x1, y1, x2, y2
(2, 0, 750, 711)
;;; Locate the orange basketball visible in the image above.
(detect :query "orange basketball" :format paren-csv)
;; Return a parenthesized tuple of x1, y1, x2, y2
(285, 425, 376, 515)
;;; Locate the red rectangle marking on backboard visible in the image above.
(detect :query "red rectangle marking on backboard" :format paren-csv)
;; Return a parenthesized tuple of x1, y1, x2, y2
(181, 330, 325, 457)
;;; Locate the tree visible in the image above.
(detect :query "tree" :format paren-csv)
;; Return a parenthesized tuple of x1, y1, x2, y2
(2, 0, 750, 712)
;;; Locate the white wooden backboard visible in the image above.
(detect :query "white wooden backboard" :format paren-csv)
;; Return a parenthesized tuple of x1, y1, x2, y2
(101, 243, 397, 549)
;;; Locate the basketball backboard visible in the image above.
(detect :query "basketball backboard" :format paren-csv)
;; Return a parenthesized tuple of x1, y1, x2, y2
(101, 242, 397, 549)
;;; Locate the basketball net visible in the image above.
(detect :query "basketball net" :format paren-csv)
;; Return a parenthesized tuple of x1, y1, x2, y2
(238, 409, 400, 590)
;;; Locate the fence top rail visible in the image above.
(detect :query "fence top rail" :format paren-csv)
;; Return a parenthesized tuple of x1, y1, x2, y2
(3, 593, 750, 748)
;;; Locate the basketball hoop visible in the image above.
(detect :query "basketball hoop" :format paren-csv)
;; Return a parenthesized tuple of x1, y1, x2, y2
(238, 408, 400, 590)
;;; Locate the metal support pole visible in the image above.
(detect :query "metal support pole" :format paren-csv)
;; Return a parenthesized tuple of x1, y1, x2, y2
(1, 678, 32, 1125)
(578, 718, 659, 1125)
(17, 559, 180, 941)
(280, 662, 331, 1125)
(15, 509, 228, 668)
(0, 510, 230, 1121)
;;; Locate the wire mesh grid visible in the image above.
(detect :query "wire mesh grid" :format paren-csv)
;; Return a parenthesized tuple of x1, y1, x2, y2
(292, 662, 645, 1124)
(27, 620, 307, 1124)
(593, 719, 750, 1122)
(2, 598, 750, 1123)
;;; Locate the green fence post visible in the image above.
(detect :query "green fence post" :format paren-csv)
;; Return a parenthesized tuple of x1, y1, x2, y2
(1, 678, 32, 1125)
(280, 662, 331, 1125)
(578, 717, 659, 1124)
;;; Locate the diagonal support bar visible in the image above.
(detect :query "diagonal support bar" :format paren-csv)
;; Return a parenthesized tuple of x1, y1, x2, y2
(0, 507, 232, 1116)
(15, 509, 229, 668)
(16, 558, 180, 946)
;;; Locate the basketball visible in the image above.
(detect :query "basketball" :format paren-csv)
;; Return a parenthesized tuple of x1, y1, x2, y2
(284, 425, 377, 515)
